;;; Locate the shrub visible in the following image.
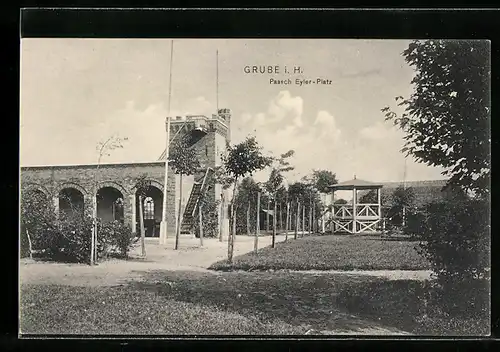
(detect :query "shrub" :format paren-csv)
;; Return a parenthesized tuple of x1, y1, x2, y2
(21, 188, 134, 263)
(20, 189, 59, 257)
(404, 198, 490, 316)
(98, 220, 135, 258)
(57, 211, 93, 263)
(193, 196, 220, 239)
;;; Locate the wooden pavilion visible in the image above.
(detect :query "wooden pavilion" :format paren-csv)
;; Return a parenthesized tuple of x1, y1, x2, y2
(328, 177, 384, 234)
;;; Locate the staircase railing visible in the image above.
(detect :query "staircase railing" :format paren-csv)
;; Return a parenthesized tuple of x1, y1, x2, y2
(180, 167, 214, 233)
(191, 167, 213, 218)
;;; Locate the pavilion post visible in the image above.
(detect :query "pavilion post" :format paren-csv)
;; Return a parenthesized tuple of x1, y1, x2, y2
(377, 187, 381, 218)
(352, 187, 357, 234)
(331, 189, 335, 233)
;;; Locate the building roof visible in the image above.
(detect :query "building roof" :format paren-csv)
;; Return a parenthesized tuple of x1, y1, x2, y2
(357, 179, 464, 208)
(379, 179, 448, 189)
(329, 178, 384, 190)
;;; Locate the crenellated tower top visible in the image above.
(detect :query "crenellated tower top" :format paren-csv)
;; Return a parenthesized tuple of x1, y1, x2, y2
(158, 108, 231, 161)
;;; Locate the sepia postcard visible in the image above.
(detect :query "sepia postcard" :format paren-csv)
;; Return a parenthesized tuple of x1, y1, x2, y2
(19, 37, 491, 337)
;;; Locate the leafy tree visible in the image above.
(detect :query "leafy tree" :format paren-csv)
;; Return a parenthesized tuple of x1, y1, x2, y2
(304, 170, 338, 234)
(309, 169, 338, 194)
(276, 185, 288, 236)
(235, 177, 261, 236)
(265, 150, 295, 248)
(382, 40, 490, 197)
(301, 175, 323, 235)
(359, 190, 377, 204)
(221, 136, 272, 262)
(288, 181, 310, 239)
(305, 170, 337, 233)
(381, 42, 490, 318)
(334, 198, 348, 205)
(404, 198, 489, 318)
(390, 186, 415, 228)
(169, 136, 201, 250)
(92, 135, 128, 265)
(393, 186, 415, 209)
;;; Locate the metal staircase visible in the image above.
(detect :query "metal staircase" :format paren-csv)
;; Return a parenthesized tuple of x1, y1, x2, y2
(180, 168, 214, 233)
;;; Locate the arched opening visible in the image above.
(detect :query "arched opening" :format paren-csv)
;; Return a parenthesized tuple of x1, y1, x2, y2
(59, 188, 84, 218)
(97, 187, 124, 223)
(135, 185, 163, 237)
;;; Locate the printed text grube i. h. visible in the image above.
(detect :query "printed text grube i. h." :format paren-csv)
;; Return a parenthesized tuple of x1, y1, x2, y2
(243, 65, 303, 74)
(243, 65, 333, 86)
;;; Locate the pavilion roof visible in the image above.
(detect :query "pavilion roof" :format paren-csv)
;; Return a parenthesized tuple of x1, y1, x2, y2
(329, 178, 384, 190)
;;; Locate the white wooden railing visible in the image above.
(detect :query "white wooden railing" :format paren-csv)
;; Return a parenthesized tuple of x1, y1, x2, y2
(332, 204, 380, 219)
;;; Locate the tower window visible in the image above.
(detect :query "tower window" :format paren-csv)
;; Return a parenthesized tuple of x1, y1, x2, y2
(144, 197, 154, 220)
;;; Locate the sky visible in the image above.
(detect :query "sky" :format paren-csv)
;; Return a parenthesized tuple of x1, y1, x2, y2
(20, 38, 447, 184)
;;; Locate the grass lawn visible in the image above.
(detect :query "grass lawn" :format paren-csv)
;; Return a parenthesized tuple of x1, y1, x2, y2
(20, 269, 489, 336)
(20, 271, 410, 335)
(19, 283, 307, 335)
(209, 234, 431, 271)
(335, 278, 490, 336)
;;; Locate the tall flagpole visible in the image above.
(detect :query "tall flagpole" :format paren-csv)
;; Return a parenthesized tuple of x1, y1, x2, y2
(402, 156, 407, 227)
(216, 49, 219, 112)
(160, 40, 174, 245)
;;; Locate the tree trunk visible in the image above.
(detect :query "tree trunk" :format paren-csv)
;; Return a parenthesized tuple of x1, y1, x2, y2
(402, 206, 406, 227)
(175, 173, 183, 250)
(302, 204, 306, 237)
(199, 203, 204, 247)
(91, 197, 96, 265)
(26, 228, 33, 260)
(219, 193, 225, 242)
(139, 195, 146, 257)
(272, 195, 277, 248)
(228, 202, 235, 262)
(285, 201, 290, 242)
(228, 180, 238, 263)
(232, 201, 237, 243)
(312, 201, 316, 233)
(246, 200, 251, 235)
(321, 209, 325, 233)
(295, 200, 299, 240)
(309, 198, 313, 235)
(90, 224, 95, 265)
(267, 198, 270, 232)
(255, 191, 260, 253)
(288, 206, 291, 231)
(279, 202, 283, 233)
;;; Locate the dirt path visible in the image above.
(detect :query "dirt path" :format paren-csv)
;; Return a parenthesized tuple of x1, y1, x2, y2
(20, 235, 433, 286)
(20, 235, 278, 286)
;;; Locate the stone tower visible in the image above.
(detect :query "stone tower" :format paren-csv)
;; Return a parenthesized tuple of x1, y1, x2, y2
(161, 109, 231, 232)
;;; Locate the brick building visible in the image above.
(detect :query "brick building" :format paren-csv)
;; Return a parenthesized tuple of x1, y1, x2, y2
(20, 108, 232, 238)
